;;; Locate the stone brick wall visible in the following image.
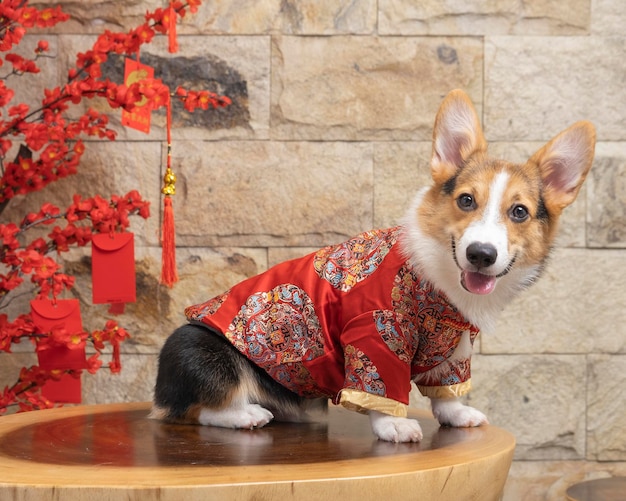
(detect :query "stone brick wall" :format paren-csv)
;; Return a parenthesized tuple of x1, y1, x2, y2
(4, 1, 625, 498)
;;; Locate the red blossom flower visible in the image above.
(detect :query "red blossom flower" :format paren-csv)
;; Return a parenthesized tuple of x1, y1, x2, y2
(131, 24, 155, 45)
(18, 248, 42, 274)
(35, 7, 69, 28)
(5, 52, 39, 74)
(0, 223, 19, 250)
(0, 270, 22, 292)
(8, 102, 28, 117)
(16, 6, 39, 28)
(36, 324, 87, 350)
(86, 354, 103, 374)
(187, 0, 202, 14)
(31, 255, 60, 281)
(35, 40, 49, 53)
(0, 81, 15, 107)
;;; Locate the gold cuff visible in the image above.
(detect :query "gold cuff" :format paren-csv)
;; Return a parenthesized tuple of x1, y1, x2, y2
(339, 389, 408, 417)
(416, 380, 472, 399)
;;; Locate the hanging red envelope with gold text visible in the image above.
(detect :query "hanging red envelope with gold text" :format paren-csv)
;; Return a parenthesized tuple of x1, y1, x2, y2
(121, 58, 154, 134)
(30, 298, 86, 403)
(91, 232, 136, 311)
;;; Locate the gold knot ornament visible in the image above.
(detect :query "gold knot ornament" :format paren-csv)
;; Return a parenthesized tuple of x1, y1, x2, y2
(162, 167, 176, 196)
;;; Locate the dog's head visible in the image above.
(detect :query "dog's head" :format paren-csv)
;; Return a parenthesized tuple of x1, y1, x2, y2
(403, 90, 595, 328)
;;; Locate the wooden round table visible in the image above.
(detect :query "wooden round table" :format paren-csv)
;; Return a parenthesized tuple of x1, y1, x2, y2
(0, 402, 514, 500)
(566, 477, 626, 501)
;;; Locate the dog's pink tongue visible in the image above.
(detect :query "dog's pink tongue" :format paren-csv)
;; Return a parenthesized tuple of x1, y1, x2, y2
(462, 271, 497, 295)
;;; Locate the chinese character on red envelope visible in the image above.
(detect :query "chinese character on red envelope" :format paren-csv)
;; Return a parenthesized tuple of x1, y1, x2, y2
(121, 58, 154, 133)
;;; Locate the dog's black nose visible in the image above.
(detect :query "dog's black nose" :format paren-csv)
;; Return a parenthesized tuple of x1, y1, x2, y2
(466, 242, 498, 268)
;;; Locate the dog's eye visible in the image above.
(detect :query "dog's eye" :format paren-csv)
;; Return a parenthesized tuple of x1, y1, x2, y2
(457, 193, 476, 211)
(509, 204, 529, 222)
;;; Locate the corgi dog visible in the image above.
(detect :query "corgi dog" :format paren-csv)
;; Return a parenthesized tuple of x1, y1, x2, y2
(151, 90, 595, 443)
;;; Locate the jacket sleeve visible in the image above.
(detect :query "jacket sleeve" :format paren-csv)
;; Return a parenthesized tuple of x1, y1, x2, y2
(338, 312, 413, 416)
(339, 389, 408, 417)
(412, 329, 475, 399)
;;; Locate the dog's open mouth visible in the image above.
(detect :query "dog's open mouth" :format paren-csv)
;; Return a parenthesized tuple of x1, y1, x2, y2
(460, 271, 497, 295)
(452, 237, 517, 295)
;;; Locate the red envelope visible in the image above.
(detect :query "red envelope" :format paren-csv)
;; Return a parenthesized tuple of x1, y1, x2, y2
(38, 372, 82, 404)
(121, 58, 154, 133)
(30, 298, 83, 339)
(92, 232, 136, 306)
(30, 298, 86, 404)
(31, 298, 86, 370)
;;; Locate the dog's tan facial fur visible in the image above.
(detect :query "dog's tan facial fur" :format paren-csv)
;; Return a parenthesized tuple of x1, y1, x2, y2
(402, 89, 595, 331)
(422, 90, 594, 272)
(420, 155, 550, 271)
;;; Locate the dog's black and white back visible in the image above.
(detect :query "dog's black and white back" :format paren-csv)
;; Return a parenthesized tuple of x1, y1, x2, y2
(152, 324, 327, 429)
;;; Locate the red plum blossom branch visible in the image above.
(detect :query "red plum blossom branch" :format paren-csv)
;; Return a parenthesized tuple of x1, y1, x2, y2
(0, 0, 230, 414)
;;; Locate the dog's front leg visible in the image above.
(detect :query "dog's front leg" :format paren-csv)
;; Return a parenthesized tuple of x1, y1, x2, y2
(430, 397, 488, 427)
(369, 411, 423, 443)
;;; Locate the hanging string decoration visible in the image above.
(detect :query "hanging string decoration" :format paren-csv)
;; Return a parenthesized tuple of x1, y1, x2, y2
(160, 92, 178, 287)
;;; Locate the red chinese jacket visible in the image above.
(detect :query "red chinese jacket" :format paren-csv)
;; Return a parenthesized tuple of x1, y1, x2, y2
(185, 227, 479, 417)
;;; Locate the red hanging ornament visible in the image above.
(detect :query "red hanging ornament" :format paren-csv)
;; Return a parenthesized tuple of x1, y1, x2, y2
(91, 232, 137, 313)
(121, 58, 154, 133)
(160, 93, 178, 287)
(168, 2, 179, 54)
(30, 298, 86, 403)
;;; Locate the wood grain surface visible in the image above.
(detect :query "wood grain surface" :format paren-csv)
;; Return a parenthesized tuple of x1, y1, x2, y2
(0, 402, 515, 500)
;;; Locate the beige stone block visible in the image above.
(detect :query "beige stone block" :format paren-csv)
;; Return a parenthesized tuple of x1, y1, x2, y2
(379, 0, 590, 35)
(587, 355, 626, 460)
(373, 142, 432, 228)
(6, 35, 58, 113)
(484, 249, 626, 354)
(165, 35, 271, 140)
(188, 0, 376, 34)
(587, 142, 626, 248)
(484, 37, 626, 141)
(503, 460, 626, 501)
(268, 247, 318, 267)
(591, 0, 626, 35)
(468, 354, 586, 460)
(34, 0, 377, 35)
(174, 140, 375, 247)
(31, 0, 161, 34)
(271, 36, 483, 140)
(81, 353, 157, 405)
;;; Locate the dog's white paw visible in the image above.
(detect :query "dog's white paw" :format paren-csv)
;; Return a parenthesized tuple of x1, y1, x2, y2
(430, 398, 488, 428)
(369, 411, 423, 443)
(198, 403, 274, 430)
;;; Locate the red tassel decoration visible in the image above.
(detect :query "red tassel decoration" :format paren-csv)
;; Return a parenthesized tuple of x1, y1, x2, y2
(168, 3, 179, 54)
(160, 94, 178, 287)
(161, 196, 177, 286)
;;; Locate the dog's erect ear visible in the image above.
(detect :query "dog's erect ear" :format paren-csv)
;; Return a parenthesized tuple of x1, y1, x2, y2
(530, 121, 596, 213)
(430, 89, 487, 184)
